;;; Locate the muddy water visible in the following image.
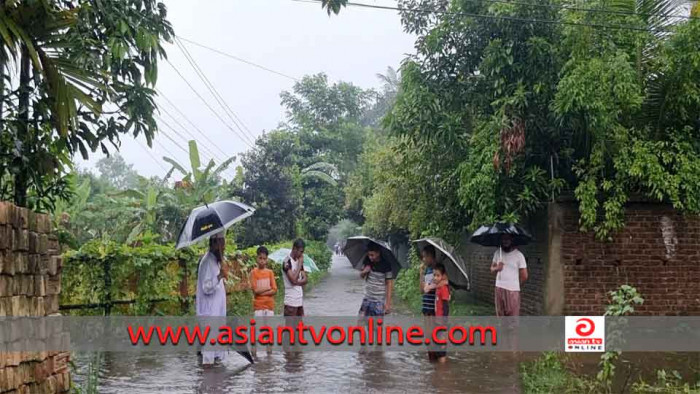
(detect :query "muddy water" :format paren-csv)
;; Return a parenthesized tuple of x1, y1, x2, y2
(73, 255, 521, 393)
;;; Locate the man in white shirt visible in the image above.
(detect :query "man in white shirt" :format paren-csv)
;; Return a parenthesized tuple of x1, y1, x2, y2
(490, 234, 528, 316)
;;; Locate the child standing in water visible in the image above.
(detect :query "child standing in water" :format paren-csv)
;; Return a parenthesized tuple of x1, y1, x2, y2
(433, 263, 450, 363)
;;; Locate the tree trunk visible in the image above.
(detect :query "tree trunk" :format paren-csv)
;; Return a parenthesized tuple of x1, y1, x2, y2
(14, 45, 31, 207)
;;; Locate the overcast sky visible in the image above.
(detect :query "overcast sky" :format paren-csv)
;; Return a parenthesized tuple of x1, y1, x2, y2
(77, 0, 415, 180)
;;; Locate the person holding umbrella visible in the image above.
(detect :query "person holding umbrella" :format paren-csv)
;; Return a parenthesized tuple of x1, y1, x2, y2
(359, 242, 395, 316)
(490, 234, 528, 317)
(196, 232, 229, 367)
(175, 200, 256, 365)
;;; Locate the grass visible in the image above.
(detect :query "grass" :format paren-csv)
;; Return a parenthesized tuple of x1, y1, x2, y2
(521, 353, 700, 394)
(520, 352, 598, 394)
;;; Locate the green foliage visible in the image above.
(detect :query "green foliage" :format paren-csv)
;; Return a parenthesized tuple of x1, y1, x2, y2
(234, 73, 374, 244)
(304, 240, 333, 272)
(394, 252, 422, 314)
(520, 352, 598, 394)
(598, 284, 645, 387)
(631, 369, 700, 393)
(95, 154, 140, 190)
(347, 0, 700, 243)
(0, 0, 174, 209)
(232, 130, 303, 246)
(320, 0, 348, 15)
(604, 284, 645, 317)
(61, 239, 197, 315)
(70, 352, 102, 394)
(164, 140, 236, 205)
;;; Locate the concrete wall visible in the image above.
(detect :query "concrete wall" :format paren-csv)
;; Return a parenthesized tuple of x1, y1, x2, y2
(0, 202, 70, 393)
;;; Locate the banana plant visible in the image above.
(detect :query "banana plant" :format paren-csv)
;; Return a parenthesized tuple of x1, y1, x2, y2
(163, 140, 235, 206)
(114, 168, 176, 243)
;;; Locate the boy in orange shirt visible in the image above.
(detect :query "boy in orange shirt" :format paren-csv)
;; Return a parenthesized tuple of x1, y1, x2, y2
(250, 246, 277, 315)
(250, 246, 277, 356)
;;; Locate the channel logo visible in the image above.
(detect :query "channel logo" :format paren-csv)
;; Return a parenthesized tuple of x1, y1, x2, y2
(565, 316, 605, 352)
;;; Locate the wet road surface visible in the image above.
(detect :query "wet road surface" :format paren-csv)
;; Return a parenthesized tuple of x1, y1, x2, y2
(74, 255, 521, 393)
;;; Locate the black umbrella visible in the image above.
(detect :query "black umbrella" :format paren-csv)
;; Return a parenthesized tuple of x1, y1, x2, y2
(175, 201, 255, 249)
(234, 348, 254, 364)
(469, 222, 532, 247)
(343, 236, 404, 277)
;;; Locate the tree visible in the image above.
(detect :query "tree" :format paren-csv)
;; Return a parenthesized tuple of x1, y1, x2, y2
(363, 66, 400, 127)
(0, 0, 174, 210)
(231, 130, 302, 246)
(340, 0, 700, 243)
(321, 0, 348, 15)
(96, 154, 140, 190)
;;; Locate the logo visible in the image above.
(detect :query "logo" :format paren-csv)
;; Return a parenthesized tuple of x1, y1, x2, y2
(565, 316, 605, 352)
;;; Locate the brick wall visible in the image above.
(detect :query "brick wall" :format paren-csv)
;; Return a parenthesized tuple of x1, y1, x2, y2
(559, 202, 700, 316)
(460, 201, 700, 316)
(0, 202, 71, 393)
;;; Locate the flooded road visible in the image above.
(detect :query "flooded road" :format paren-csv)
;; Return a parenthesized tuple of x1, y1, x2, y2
(74, 255, 521, 393)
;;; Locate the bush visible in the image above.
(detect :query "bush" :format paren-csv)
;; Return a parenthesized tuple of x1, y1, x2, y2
(394, 252, 421, 314)
(520, 353, 597, 393)
(62, 239, 198, 315)
(305, 240, 332, 271)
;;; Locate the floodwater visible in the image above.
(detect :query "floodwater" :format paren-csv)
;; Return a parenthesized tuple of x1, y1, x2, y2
(73, 255, 521, 393)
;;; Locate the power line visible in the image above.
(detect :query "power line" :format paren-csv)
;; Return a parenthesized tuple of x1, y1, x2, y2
(294, 0, 685, 32)
(157, 115, 221, 163)
(155, 90, 240, 179)
(166, 58, 254, 148)
(157, 109, 224, 162)
(155, 88, 233, 159)
(153, 138, 181, 164)
(177, 36, 300, 82)
(174, 37, 258, 144)
(157, 125, 190, 156)
(135, 140, 169, 174)
(157, 116, 238, 179)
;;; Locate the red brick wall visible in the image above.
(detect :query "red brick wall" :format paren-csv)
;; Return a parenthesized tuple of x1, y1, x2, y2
(560, 202, 700, 316)
(460, 202, 700, 316)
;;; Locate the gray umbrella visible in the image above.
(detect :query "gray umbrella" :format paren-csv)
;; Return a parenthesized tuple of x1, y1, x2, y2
(175, 200, 255, 249)
(412, 238, 470, 291)
(343, 236, 404, 277)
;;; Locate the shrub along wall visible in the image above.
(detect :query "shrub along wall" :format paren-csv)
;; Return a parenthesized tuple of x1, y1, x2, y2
(0, 202, 71, 393)
(59, 238, 333, 316)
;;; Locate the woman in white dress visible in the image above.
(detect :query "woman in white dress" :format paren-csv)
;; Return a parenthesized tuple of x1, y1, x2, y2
(196, 232, 229, 366)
